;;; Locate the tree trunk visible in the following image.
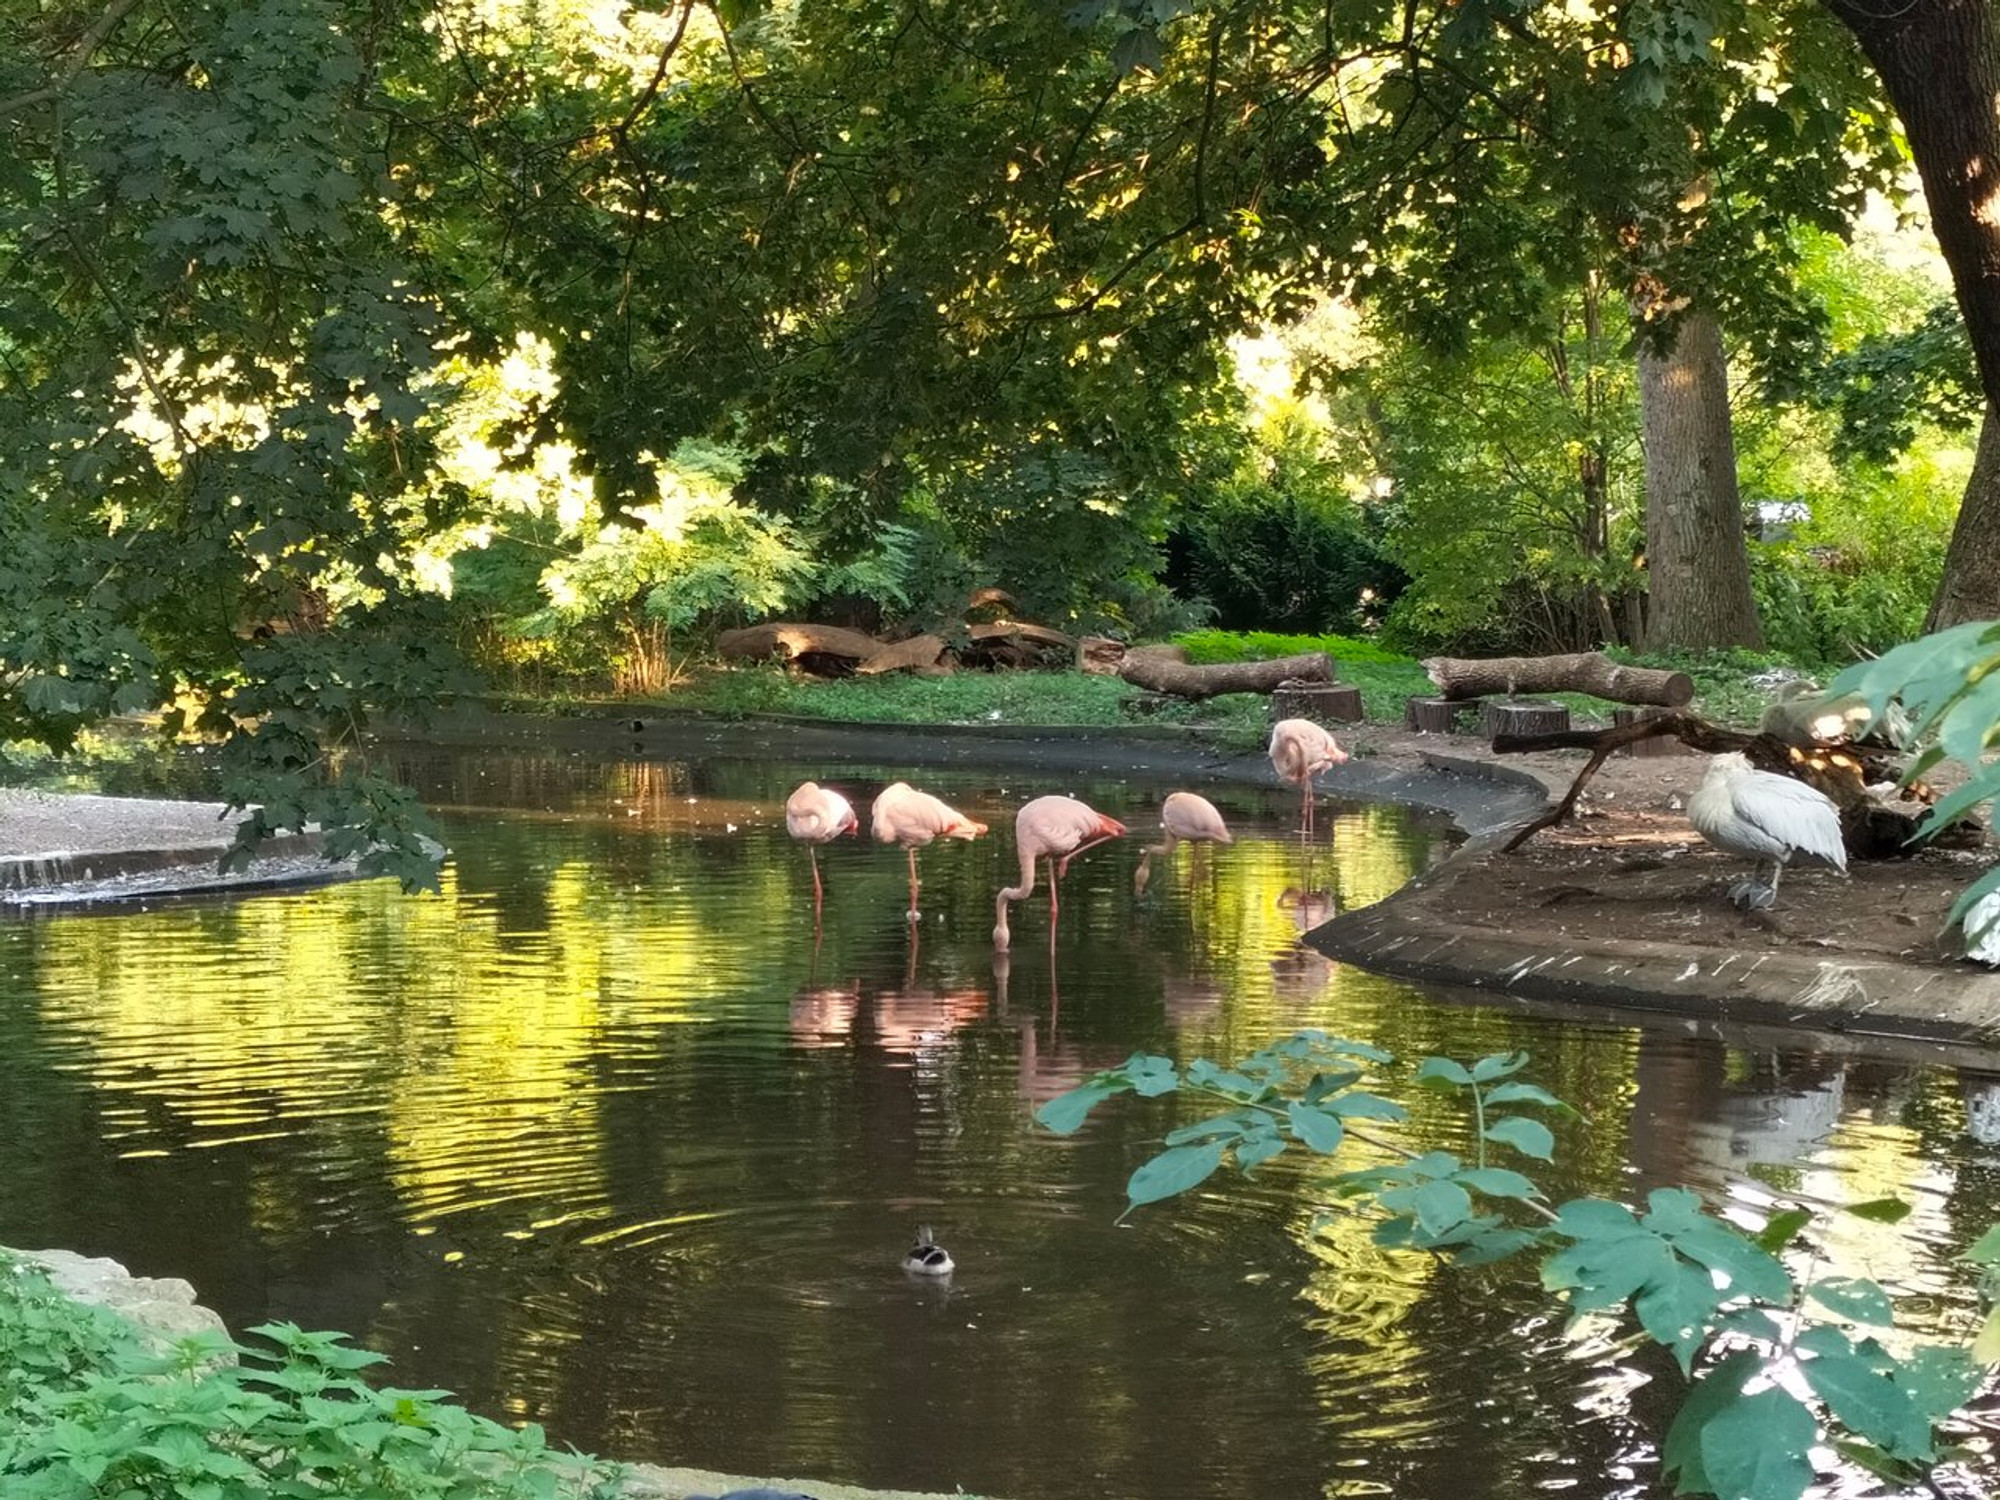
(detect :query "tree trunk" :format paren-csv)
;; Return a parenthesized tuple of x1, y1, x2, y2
(1422, 650, 1694, 705)
(1928, 404, 2000, 629)
(1118, 650, 1331, 700)
(1822, 0, 2000, 629)
(1634, 310, 1765, 650)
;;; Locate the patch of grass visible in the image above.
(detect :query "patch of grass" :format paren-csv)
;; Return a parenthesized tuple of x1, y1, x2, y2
(665, 666, 1145, 726)
(1171, 629, 1413, 667)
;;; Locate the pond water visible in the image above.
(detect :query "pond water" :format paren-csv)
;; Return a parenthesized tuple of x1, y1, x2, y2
(2, 742, 1998, 1499)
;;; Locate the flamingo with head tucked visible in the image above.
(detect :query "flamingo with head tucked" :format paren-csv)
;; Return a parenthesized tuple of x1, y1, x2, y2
(872, 781, 987, 921)
(993, 795, 1126, 951)
(1269, 718, 1348, 836)
(1134, 791, 1232, 895)
(786, 781, 857, 921)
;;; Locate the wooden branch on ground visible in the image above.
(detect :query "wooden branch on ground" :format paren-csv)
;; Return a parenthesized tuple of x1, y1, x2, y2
(1424, 651, 1695, 706)
(1118, 649, 1331, 701)
(1492, 712, 1954, 859)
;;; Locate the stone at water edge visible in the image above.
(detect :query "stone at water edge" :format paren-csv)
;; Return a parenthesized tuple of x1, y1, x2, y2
(10, 1247, 231, 1350)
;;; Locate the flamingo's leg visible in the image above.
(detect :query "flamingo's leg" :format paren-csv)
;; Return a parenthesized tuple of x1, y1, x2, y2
(810, 845, 824, 904)
(906, 847, 922, 921)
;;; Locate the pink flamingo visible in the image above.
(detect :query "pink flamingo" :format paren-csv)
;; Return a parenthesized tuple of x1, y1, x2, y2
(786, 781, 857, 919)
(871, 781, 988, 921)
(1134, 791, 1232, 895)
(1269, 718, 1348, 836)
(993, 795, 1127, 951)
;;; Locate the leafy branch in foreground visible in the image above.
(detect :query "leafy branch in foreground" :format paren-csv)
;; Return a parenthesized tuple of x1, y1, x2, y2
(1826, 620, 2000, 947)
(1037, 1032, 1994, 1500)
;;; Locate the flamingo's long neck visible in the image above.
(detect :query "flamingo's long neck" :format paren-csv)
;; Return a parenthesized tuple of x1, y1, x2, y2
(993, 843, 1038, 949)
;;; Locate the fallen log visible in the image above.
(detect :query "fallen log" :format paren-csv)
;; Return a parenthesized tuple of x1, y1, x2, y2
(1423, 651, 1694, 707)
(1119, 650, 1332, 701)
(1078, 636, 1126, 675)
(857, 633, 947, 675)
(717, 622, 884, 667)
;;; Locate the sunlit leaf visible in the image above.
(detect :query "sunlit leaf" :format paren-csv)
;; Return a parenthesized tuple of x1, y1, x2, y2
(1287, 1102, 1345, 1154)
(1803, 1346, 1933, 1461)
(1843, 1198, 1912, 1225)
(1808, 1277, 1895, 1326)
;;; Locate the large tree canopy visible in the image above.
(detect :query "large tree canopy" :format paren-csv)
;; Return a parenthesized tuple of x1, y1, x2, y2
(0, 0, 1987, 858)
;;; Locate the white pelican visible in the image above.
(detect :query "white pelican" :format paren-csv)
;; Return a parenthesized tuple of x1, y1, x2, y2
(1687, 752, 1847, 910)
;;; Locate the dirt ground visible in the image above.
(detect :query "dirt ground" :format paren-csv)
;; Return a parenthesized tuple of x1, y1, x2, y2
(1327, 719, 1997, 972)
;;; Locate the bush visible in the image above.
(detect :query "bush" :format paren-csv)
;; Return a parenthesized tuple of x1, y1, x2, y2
(0, 1257, 624, 1499)
(1168, 428, 1405, 635)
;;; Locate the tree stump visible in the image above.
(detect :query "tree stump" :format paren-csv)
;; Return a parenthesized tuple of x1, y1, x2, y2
(1270, 680, 1363, 725)
(1405, 695, 1485, 734)
(1482, 700, 1570, 738)
(1612, 706, 1692, 756)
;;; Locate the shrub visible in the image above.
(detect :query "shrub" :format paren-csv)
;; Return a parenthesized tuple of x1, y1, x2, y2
(0, 1256, 624, 1499)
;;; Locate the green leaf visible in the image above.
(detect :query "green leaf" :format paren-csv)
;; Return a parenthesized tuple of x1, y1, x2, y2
(1552, 1199, 1640, 1240)
(1324, 1090, 1407, 1121)
(1662, 1350, 1760, 1495)
(1415, 1057, 1474, 1087)
(1899, 1345, 1984, 1417)
(1481, 1081, 1572, 1111)
(1753, 1209, 1812, 1254)
(1961, 1223, 2000, 1265)
(1164, 1115, 1251, 1146)
(1635, 1257, 1724, 1371)
(1802, 1347, 1933, 1460)
(1235, 1130, 1286, 1174)
(1972, 1303, 2000, 1365)
(1698, 1386, 1817, 1500)
(1670, 1222, 1792, 1304)
(1126, 1142, 1226, 1208)
(1808, 1276, 1895, 1326)
(1470, 1050, 1529, 1082)
(1287, 1101, 1345, 1154)
(1410, 1179, 1474, 1237)
(1844, 1197, 1913, 1225)
(1036, 1082, 1120, 1135)
(1483, 1116, 1554, 1160)
(1454, 1167, 1540, 1201)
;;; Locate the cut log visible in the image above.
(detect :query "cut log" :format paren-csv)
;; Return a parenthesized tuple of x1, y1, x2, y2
(1423, 651, 1694, 707)
(1405, 695, 1485, 734)
(857, 633, 947, 676)
(717, 622, 884, 668)
(1272, 681, 1364, 724)
(1481, 700, 1571, 738)
(1124, 643, 1190, 667)
(1079, 635, 1127, 675)
(1118, 650, 1332, 701)
(1612, 706, 1692, 757)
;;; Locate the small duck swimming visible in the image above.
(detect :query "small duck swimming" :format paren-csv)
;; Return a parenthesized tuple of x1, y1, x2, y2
(902, 1225, 953, 1276)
